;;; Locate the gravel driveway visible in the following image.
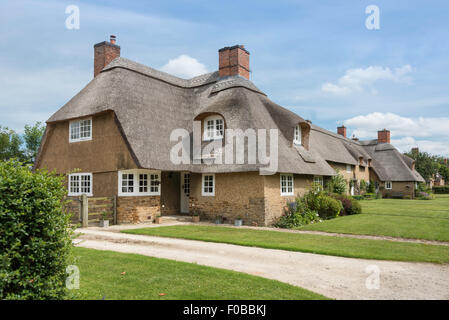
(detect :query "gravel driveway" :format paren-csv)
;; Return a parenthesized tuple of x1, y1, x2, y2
(74, 228, 449, 300)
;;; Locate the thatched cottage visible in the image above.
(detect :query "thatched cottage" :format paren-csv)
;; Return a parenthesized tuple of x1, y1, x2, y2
(34, 36, 424, 226)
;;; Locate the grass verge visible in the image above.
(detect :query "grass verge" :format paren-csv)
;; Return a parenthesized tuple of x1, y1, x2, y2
(122, 225, 449, 264)
(300, 195, 449, 242)
(72, 247, 328, 300)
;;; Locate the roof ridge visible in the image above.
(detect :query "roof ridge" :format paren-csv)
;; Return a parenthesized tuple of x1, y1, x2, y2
(103, 57, 220, 88)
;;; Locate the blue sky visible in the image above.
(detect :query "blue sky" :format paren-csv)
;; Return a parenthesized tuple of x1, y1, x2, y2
(1, 0, 448, 155)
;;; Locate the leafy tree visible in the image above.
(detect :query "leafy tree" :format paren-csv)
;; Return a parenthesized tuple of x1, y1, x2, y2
(325, 170, 347, 194)
(404, 149, 439, 183)
(360, 179, 367, 193)
(367, 180, 376, 193)
(0, 126, 23, 161)
(0, 122, 45, 164)
(436, 159, 449, 183)
(23, 122, 45, 164)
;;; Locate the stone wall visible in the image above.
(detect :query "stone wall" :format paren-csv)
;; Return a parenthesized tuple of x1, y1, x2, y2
(263, 173, 312, 225)
(117, 196, 160, 224)
(381, 181, 415, 199)
(189, 172, 266, 226)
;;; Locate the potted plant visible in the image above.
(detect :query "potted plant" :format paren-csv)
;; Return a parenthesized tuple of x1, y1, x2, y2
(99, 211, 109, 227)
(192, 211, 200, 223)
(234, 216, 243, 227)
(155, 214, 162, 224)
(215, 215, 223, 224)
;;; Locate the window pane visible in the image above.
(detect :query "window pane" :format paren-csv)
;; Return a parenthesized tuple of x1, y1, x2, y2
(215, 119, 224, 138)
(139, 174, 148, 193)
(150, 174, 159, 193)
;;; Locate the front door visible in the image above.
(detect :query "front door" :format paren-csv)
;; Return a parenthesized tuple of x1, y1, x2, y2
(180, 172, 190, 214)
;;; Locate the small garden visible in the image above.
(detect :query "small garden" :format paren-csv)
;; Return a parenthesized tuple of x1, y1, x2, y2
(275, 173, 362, 229)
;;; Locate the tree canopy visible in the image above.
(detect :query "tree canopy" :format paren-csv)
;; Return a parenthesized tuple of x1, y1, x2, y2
(0, 122, 45, 165)
(404, 149, 448, 183)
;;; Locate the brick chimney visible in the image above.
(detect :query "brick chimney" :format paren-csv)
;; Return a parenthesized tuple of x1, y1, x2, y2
(218, 45, 250, 79)
(94, 35, 120, 77)
(377, 129, 391, 144)
(337, 125, 347, 138)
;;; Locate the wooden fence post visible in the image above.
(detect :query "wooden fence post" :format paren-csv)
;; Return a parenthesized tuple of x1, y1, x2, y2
(113, 195, 117, 225)
(81, 194, 89, 228)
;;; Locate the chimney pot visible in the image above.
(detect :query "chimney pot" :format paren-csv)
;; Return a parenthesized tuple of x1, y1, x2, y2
(218, 45, 250, 79)
(93, 36, 121, 77)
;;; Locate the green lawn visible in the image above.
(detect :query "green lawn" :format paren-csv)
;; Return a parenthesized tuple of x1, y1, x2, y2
(122, 225, 449, 263)
(300, 195, 449, 242)
(71, 247, 327, 300)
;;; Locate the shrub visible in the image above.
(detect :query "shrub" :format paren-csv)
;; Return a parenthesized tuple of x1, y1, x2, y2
(326, 171, 346, 194)
(433, 186, 449, 194)
(311, 195, 342, 219)
(360, 180, 367, 193)
(352, 195, 364, 201)
(363, 193, 375, 199)
(367, 180, 376, 193)
(0, 160, 74, 299)
(330, 194, 362, 216)
(416, 191, 434, 200)
(348, 199, 362, 215)
(274, 201, 320, 229)
(375, 192, 383, 199)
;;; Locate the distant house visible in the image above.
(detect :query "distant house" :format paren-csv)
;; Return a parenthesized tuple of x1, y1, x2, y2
(34, 36, 424, 226)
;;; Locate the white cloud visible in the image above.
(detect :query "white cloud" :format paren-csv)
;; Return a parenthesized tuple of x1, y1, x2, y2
(343, 112, 449, 138)
(160, 55, 208, 79)
(392, 137, 449, 157)
(322, 65, 413, 95)
(342, 112, 449, 156)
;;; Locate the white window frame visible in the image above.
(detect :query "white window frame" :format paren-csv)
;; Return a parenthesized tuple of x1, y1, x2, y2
(68, 173, 93, 196)
(69, 118, 92, 143)
(293, 125, 302, 146)
(346, 164, 352, 173)
(203, 115, 224, 141)
(202, 173, 215, 196)
(314, 176, 324, 187)
(280, 173, 294, 196)
(385, 181, 393, 190)
(118, 169, 161, 196)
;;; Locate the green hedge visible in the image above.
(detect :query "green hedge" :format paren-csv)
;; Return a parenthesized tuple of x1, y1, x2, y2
(433, 186, 449, 194)
(0, 160, 74, 299)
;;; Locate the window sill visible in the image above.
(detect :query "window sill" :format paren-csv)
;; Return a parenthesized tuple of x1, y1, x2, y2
(281, 193, 294, 197)
(203, 137, 223, 142)
(68, 193, 93, 197)
(118, 193, 160, 197)
(69, 137, 92, 143)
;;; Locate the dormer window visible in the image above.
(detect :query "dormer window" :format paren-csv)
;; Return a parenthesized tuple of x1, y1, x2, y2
(294, 125, 302, 145)
(69, 118, 92, 142)
(203, 115, 224, 141)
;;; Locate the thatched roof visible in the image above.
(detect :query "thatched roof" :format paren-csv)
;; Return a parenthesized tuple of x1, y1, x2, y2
(45, 57, 334, 176)
(43, 56, 424, 182)
(308, 125, 424, 182)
